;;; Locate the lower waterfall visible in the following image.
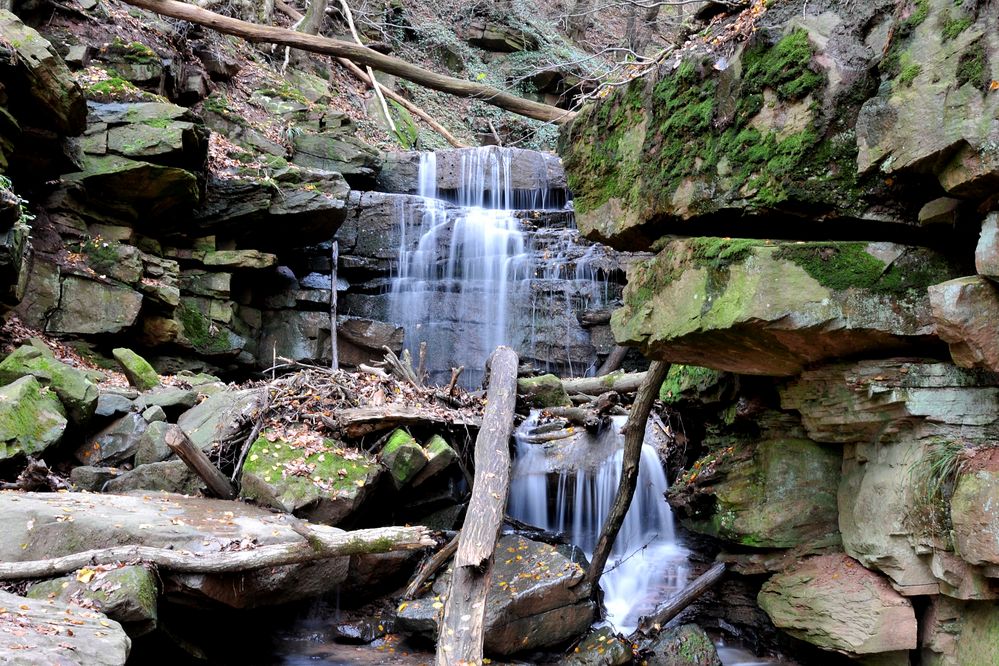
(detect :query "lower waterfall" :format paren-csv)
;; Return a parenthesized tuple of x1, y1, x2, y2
(508, 413, 689, 634)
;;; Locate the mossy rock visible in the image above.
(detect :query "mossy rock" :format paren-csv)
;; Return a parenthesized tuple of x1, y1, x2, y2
(0, 344, 98, 425)
(240, 431, 380, 525)
(112, 347, 160, 391)
(27, 565, 158, 635)
(0, 375, 68, 460)
(380, 429, 428, 489)
(639, 623, 721, 666)
(411, 434, 458, 487)
(517, 374, 571, 408)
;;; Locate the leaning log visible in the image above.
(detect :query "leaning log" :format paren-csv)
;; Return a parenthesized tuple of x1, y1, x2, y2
(584, 361, 670, 588)
(0, 525, 434, 580)
(118, 0, 574, 123)
(436, 346, 518, 666)
(631, 562, 727, 637)
(561, 370, 647, 396)
(165, 427, 237, 500)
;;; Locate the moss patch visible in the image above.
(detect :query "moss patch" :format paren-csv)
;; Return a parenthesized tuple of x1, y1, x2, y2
(659, 364, 725, 403)
(176, 301, 235, 354)
(957, 40, 989, 90)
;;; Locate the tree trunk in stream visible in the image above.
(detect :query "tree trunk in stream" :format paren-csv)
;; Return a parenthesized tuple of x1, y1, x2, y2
(583, 361, 670, 588)
(436, 346, 518, 666)
(560, 370, 647, 396)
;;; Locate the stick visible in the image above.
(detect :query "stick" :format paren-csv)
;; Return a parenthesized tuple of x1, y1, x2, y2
(165, 427, 238, 500)
(404, 532, 460, 599)
(446, 366, 464, 396)
(436, 347, 518, 666)
(544, 406, 601, 430)
(596, 345, 629, 376)
(336, 0, 396, 134)
(417, 341, 427, 386)
(583, 361, 670, 588)
(330, 240, 339, 370)
(631, 562, 727, 637)
(121, 0, 574, 123)
(0, 525, 434, 580)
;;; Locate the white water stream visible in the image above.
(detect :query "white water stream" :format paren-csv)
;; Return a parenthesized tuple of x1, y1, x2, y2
(508, 413, 689, 634)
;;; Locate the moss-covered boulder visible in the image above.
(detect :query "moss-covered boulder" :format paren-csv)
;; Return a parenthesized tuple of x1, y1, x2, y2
(758, 553, 917, 657)
(45, 275, 143, 335)
(28, 565, 158, 636)
(614, 239, 954, 375)
(240, 431, 380, 526)
(0, 375, 67, 460)
(380, 429, 428, 489)
(411, 435, 458, 487)
(670, 438, 841, 549)
(112, 348, 159, 391)
(0, 344, 99, 425)
(561, 626, 632, 666)
(517, 373, 571, 408)
(639, 623, 722, 666)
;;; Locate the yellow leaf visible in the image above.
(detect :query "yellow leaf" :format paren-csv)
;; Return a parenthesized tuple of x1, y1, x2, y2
(76, 568, 96, 584)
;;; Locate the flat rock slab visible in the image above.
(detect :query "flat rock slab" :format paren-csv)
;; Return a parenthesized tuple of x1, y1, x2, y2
(0, 590, 130, 665)
(0, 491, 348, 608)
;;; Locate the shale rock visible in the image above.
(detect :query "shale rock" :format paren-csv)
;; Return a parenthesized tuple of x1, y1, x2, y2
(75, 413, 147, 466)
(758, 553, 917, 656)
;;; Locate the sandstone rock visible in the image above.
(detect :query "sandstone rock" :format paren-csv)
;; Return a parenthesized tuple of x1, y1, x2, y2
(240, 432, 380, 526)
(75, 413, 147, 466)
(133, 387, 198, 415)
(337, 316, 404, 368)
(178, 270, 231, 298)
(464, 18, 539, 52)
(0, 11, 87, 135)
(0, 344, 99, 425)
(141, 405, 166, 423)
(639, 623, 722, 666)
(0, 375, 67, 461)
(202, 249, 277, 269)
(0, 590, 130, 665)
(70, 465, 124, 491)
(112, 347, 160, 390)
(921, 596, 999, 666)
(615, 240, 950, 375)
(104, 460, 203, 495)
(517, 374, 571, 408)
(975, 213, 999, 277)
(670, 438, 840, 548)
(27, 565, 158, 636)
(951, 447, 999, 569)
(46, 275, 143, 335)
(177, 388, 265, 450)
(0, 491, 349, 608)
(929, 276, 999, 372)
(14, 256, 60, 329)
(258, 310, 331, 364)
(380, 429, 428, 489)
(758, 553, 917, 656)
(63, 155, 200, 220)
(918, 197, 962, 227)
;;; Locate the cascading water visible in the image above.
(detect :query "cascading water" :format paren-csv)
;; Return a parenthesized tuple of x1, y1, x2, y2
(508, 413, 689, 634)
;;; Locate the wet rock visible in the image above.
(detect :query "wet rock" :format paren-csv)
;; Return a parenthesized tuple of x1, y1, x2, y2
(0, 491, 349, 608)
(0, 590, 130, 665)
(70, 465, 125, 491)
(27, 565, 158, 636)
(395, 596, 439, 638)
(950, 447, 999, 569)
(46, 275, 143, 335)
(378, 148, 566, 195)
(517, 374, 571, 408)
(759, 554, 916, 657)
(104, 460, 202, 495)
(380, 429, 428, 489)
(112, 347, 159, 390)
(929, 276, 999, 372)
(0, 375, 67, 461)
(240, 432, 380, 526)
(133, 421, 180, 466)
(177, 387, 265, 450)
(561, 626, 632, 666)
(615, 240, 951, 375)
(639, 623, 721, 666)
(75, 413, 147, 466)
(0, 344, 99, 425)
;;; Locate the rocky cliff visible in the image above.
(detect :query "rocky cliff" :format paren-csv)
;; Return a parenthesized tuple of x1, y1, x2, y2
(561, 0, 999, 663)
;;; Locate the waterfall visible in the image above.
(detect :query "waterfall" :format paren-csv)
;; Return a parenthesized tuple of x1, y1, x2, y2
(508, 413, 688, 634)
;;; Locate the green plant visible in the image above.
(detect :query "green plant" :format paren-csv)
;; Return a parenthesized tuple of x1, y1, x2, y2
(0, 175, 33, 224)
(906, 440, 965, 540)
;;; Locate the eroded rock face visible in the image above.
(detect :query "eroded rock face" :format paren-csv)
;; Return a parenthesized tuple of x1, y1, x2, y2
(929, 276, 999, 372)
(921, 596, 999, 666)
(951, 448, 999, 569)
(758, 553, 917, 657)
(614, 239, 951, 375)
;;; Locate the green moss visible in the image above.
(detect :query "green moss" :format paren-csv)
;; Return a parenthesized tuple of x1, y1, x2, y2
(122, 41, 158, 63)
(242, 432, 376, 499)
(741, 29, 824, 101)
(517, 374, 571, 408)
(659, 364, 724, 403)
(257, 82, 310, 106)
(941, 8, 973, 42)
(176, 302, 233, 354)
(899, 0, 930, 36)
(957, 40, 988, 90)
(897, 52, 923, 87)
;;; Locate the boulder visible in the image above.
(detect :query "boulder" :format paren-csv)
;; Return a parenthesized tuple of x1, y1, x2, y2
(561, 626, 633, 666)
(70, 465, 124, 491)
(639, 623, 722, 666)
(141, 405, 167, 423)
(62, 155, 200, 221)
(133, 387, 198, 415)
(27, 565, 158, 636)
(380, 429, 428, 489)
(976, 213, 999, 278)
(95, 392, 134, 418)
(929, 276, 999, 372)
(75, 413, 147, 466)
(257, 310, 331, 364)
(411, 435, 459, 487)
(104, 460, 202, 495)
(133, 421, 180, 466)
(0, 590, 130, 665)
(290, 131, 381, 180)
(336, 316, 405, 368)
(45, 275, 143, 335)
(239, 432, 381, 526)
(0, 375, 67, 461)
(0, 344, 99, 425)
(112, 347, 159, 390)
(0, 491, 349, 608)
(950, 447, 999, 569)
(670, 438, 841, 548)
(614, 239, 951, 376)
(464, 18, 539, 52)
(921, 596, 999, 666)
(517, 374, 571, 408)
(758, 553, 917, 656)
(177, 388, 265, 450)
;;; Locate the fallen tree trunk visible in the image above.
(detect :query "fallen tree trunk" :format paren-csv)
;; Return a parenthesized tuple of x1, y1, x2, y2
(404, 532, 460, 599)
(596, 345, 629, 376)
(545, 405, 601, 430)
(165, 427, 237, 500)
(584, 361, 670, 588)
(337, 405, 480, 438)
(437, 346, 518, 666)
(631, 562, 727, 637)
(561, 370, 647, 396)
(0, 525, 434, 580)
(119, 0, 574, 123)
